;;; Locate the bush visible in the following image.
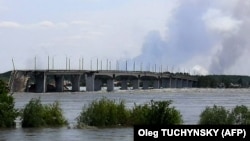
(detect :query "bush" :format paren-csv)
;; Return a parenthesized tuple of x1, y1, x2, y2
(199, 105, 232, 125)
(0, 79, 18, 128)
(76, 97, 130, 128)
(77, 98, 183, 128)
(130, 100, 183, 125)
(230, 105, 250, 125)
(199, 105, 250, 125)
(21, 98, 68, 128)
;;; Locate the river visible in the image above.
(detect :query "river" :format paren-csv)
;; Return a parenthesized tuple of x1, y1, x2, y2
(1, 88, 250, 141)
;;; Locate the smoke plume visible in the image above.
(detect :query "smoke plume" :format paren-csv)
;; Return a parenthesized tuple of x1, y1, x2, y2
(133, 0, 250, 75)
(209, 0, 250, 74)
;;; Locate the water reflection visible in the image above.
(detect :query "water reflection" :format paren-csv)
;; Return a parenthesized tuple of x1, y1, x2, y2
(0, 127, 133, 141)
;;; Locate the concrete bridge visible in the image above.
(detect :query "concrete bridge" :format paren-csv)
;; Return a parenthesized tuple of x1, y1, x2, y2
(8, 69, 198, 93)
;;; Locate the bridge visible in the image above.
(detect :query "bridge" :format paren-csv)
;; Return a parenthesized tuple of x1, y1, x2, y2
(8, 69, 198, 93)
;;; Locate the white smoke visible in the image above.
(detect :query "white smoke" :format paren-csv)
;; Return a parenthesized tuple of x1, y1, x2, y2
(133, 0, 250, 75)
(207, 0, 250, 75)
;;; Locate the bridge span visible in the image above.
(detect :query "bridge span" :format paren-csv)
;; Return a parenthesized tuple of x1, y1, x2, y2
(9, 69, 198, 93)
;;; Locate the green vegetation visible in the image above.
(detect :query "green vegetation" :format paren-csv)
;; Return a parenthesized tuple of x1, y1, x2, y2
(130, 100, 183, 125)
(76, 97, 182, 128)
(230, 105, 250, 125)
(0, 71, 11, 83)
(199, 105, 250, 125)
(0, 79, 19, 128)
(197, 75, 250, 88)
(199, 105, 232, 124)
(21, 98, 68, 128)
(76, 97, 130, 128)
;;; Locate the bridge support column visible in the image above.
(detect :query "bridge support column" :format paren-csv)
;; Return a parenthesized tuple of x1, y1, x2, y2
(153, 80, 160, 89)
(94, 79, 102, 91)
(161, 78, 171, 88)
(161, 79, 167, 88)
(188, 80, 193, 88)
(55, 75, 64, 92)
(85, 73, 95, 91)
(182, 79, 186, 88)
(107, 79, 114, 92)
(71, 75, 81, 92)
(171, 78, 176, 88)
(186, 80, 189, 88)
(177, 79, 183, 88)
(142, 80, 149, 89)
(132, 79, 139, 89)
(35, 72, 47, 93)
(121, 80, 128, 90)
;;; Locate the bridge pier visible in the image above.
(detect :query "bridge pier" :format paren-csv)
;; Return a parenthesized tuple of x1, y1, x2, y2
(177, 79, 183, 88)
(71, 75, 81, 92)
(170, 78, 176, 88)
(161, 78, 171, 88)
(161, 79, 167, 88)
(94, 79, 102, 91)
(35, 72, 47, 93)
(85, 73, 95, 91)
(132, 79, 139, 89)
(153, 80, 160, 89)
(182, 79, 186, 88)
(121, 80, 128, 90)
(188, 80, 193, 88)
(55, 75, 64, 92)
(107, 79, 114, 92)
(184, 79, 189, 88)
(142, 80, 150, 89)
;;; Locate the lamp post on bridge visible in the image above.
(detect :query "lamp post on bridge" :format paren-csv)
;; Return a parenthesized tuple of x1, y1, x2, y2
(90, 56, 99, 71)
(126, 60, 128, 71)
(116, 60, 119, 71)
(34, 56, 36, 70)
(140, 62, 143, 72)
(78, 57, 84, 70)
(65, 55, 71, 70)
(47, 56, 50, 70)
(82, 57, 84, 70)
(52, 55, 56, 70)
(69, 57, 71, 70)
(65, 55, 68, 70)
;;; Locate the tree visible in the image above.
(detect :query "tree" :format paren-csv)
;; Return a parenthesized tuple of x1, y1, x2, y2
(0, 79, 18, 128)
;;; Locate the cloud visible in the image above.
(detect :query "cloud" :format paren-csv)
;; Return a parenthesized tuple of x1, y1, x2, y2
(38, 21, 56, 28)
(0, 21, 21, 28)
(71, 20, 91, 26)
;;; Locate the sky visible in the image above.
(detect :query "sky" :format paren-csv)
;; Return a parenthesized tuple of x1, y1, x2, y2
(1, 0, 250, 75)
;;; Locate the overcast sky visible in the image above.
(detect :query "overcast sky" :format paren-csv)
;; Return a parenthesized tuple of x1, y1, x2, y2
(1, 0, 250, 75)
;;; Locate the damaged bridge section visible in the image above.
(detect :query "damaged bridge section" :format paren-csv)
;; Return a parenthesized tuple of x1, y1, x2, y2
(8, 70, 31, 93)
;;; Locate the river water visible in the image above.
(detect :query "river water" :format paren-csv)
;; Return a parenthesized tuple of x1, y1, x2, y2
(1, 88, 250, 141)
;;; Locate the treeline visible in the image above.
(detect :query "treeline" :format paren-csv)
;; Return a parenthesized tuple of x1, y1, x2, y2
(196, 75, 250, 88)
(0, 71, 11, 83)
